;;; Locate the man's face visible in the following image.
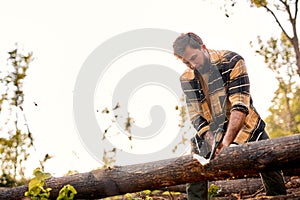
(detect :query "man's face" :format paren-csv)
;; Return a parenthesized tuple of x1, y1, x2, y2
(182, 45, 209, 71)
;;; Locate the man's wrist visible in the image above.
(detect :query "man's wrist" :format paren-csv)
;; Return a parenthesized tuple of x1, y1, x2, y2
(221, 136, 232, 147)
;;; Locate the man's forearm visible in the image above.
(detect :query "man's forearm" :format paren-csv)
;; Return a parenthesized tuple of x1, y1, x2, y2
(214, 110, 247, 157)
(222, 110, 246, 147)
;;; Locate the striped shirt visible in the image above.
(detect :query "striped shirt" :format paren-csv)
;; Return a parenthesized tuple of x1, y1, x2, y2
(180, 49, 265, 144)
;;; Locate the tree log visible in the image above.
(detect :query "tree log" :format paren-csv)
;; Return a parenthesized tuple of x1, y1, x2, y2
(164, 169, 300, 195)
(165, 176, 300, 196)
(1, 134, 300, 200)
(164, 178, 263, 195)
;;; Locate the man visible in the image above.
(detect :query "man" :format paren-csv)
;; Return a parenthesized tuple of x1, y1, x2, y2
(173, 32, 286, 199)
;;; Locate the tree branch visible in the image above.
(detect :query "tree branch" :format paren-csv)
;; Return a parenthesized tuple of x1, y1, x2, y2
(263, 4, 292, 41)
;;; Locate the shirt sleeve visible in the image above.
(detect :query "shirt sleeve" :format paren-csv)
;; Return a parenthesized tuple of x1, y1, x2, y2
(228, 58, 250, 115)
(180, 78, 210, 136)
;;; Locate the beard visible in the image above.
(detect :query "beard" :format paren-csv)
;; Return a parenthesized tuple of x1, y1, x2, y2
(194, 56, 211, 75)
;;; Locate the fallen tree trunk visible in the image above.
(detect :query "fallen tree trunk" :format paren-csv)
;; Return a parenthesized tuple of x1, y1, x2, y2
(1, 134, 300, 200)
(165, 175, 300, 196)
(164, 178, 263, 195)
(168, 177, 293, 196)
(164, 168, 300, 195)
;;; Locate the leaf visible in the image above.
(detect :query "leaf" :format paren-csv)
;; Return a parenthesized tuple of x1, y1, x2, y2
(33, 168, 51, 181)
(251, 0, 267, 7)
(57, 184, 77, 200)
(28, 177, 43, 193)
(25, 168, 52, 199)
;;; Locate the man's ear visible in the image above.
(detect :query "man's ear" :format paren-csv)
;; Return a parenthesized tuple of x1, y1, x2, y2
(201, 44, 207, 50)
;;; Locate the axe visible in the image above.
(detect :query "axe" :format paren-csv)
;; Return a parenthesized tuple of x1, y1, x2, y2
(193, 128, 225, 165)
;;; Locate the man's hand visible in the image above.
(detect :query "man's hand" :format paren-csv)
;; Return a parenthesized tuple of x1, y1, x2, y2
(214, 141, 228, 157)
(214, 110, 246, 157)
(191, 131, 214, 159)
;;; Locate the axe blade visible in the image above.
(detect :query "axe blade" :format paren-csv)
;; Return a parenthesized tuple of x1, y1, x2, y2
(193, 153, 210, 166)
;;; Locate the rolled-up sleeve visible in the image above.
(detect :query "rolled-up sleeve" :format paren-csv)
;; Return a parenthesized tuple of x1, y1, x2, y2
(180, 78, 209, 136)
(228, 59, 250, 115)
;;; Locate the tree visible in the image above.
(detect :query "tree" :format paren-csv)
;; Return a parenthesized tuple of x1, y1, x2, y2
(237, 0, 300, 138)
(250, 0, 300, 76)
(252, 32, 300, 137)
(0, 46, 34, 186)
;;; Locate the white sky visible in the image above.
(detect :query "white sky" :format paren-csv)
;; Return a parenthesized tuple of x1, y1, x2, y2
(0, 0, 283, 177)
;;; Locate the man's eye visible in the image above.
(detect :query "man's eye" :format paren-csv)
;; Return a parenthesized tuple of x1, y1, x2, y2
(190, 55, 197, 61)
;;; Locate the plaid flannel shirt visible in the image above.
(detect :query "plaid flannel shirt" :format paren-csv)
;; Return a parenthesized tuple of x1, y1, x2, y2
(180, 49, 265, 144)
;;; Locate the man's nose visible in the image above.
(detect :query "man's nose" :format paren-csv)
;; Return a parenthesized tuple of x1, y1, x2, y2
(188, 63, 195, 70)
(190, 62, 197, 68)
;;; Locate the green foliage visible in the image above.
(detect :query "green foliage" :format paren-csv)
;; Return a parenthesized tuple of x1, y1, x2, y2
(0, 46, 34, 186)
(247, 0, 300, 137)
(265, 85, 300, 137)
(56, 184, 77, 200)
(208, 184, 221, 198)
(249, 0, 300, 76)
(24, 168, 77, 200)
(251, 0, 267, 8)
(254, 35, 297, 76)
(24, 168, 52, 200)
(253, 34, 299, 137)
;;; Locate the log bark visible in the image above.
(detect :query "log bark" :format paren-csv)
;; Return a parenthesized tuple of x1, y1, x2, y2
(164, 178, 263, 195)
(164, 170, 300, 195)
(1, 134, 300, 200)
(165, 175, 300, 197)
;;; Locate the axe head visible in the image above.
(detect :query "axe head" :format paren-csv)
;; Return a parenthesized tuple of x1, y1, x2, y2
(193, 153, 210, 166)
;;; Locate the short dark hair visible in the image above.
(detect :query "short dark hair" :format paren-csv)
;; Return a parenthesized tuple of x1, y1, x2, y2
(173, 32, 204, 59)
